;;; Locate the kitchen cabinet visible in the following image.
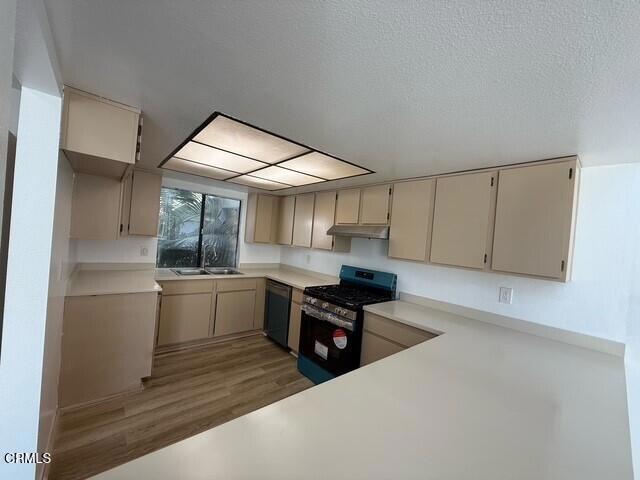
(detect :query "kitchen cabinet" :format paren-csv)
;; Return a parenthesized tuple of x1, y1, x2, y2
(335, 188, 361, 224)
(361, 312, 436, 366)
(127, 170, 162, 236)
(359, 184, 392, 225)
(157, 293, 213, 346)
(245, 193, 279, 243)
(388, 179, 435, 261)
(59, 292, 158, 407)
(292, 193, 315, 247)
(311, 191, 351, 252)
(430, 171, 495, 269)
(287, 288, 303, 353)
(276, 196, 295, 245)
(254, 278, 266, 330)
(70, 173, 122, 240)
(61, 87, 140, 179)
(491, 159, 579, 280)
(214, 290, 256, 337)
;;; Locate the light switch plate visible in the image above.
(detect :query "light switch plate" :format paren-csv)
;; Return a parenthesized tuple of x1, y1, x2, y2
(499, 287, 513, 304)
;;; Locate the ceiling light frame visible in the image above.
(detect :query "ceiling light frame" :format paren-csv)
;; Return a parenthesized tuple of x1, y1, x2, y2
(159, 112, 374, 191)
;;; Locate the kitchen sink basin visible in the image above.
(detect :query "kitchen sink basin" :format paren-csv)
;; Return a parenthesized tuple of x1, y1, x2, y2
(205, 268, 243, 275)
(172, 268, 210, 276)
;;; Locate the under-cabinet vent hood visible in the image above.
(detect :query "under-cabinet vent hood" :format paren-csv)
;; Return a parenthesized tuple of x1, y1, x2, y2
(326, 225, 389, 239)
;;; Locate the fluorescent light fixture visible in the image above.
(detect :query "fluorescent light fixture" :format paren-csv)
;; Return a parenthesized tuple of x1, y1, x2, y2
(163, 157, 236, 180)
(160, 113, 374, 191)
(278, 152, 369, 180)
(250, 165, 324, 186)
(194, 115, 309, 163)
(175, 141, 265, 173)
(229, 175, 289, 191)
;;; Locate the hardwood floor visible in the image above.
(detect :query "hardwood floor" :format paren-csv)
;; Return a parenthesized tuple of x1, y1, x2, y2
(49, 334, 313, 480)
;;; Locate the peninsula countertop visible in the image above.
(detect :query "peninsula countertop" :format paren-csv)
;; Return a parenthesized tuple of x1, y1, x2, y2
(92, 297, 633, 479)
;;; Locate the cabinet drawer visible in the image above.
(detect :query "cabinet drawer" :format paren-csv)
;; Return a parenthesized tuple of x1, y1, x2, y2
(291, 288, 303, 304)
(216, 278, 257, 292)
(363, 312, 435, 348)
(159, 280, 214, 295)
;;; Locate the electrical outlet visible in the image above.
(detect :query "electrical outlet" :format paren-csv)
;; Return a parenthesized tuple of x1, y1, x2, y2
(140, 246, 149, 257)
(499, 287, 513, 304)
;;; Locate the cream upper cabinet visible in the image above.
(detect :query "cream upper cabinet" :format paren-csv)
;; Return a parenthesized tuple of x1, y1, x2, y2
(491, 159, 579, 280)
(70, 173, 122, 240)
(430, 171, 496, 269)
(312, 191, 337, 250)
(276, 196, 295, 245)
(128, 170, 162, 236)
(359, 185, 392, 225)
(388, 180, 435, 261)
(245, 193, 279, 243)
(335, 188, 361, 224)
(292, 193, 315, 248)
(61, 87, 140, 179)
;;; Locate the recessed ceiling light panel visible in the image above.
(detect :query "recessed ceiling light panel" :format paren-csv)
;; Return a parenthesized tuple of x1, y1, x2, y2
(194, 116, 309, 163)
(279, 152, 370, 180)
(175, 141, 265, 173)
(163, 157, 236, 180)
(229, 175, 289, 191)
(160, 112, 374, 191)
(249, 165, 324, 186)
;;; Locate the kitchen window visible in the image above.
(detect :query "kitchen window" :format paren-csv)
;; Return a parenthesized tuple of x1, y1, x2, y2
(156, 187, 240, 268)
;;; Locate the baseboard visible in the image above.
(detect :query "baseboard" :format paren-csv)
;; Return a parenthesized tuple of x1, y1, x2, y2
(39, 408, 58, 480)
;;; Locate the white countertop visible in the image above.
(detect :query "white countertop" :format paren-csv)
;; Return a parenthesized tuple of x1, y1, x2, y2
(66, 267, 162, 297)
(92, 298, 633, 479)
(155, 265, 337, 291)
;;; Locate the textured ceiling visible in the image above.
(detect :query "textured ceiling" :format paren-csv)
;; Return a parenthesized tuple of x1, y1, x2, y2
(44, 0, 640, 194)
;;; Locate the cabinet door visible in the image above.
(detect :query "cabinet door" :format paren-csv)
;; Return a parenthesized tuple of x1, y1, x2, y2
(292, 193, 315, 247)
(360, 185, 391, 225)
(288, 301, 302, 353)
(335, 189, 361, 224)
(491, 160, 577, 279)
(254, 195, 276, 243)
(388, 180, 435, 261)
(157, 293, 212, 346)
(70, 173, 122, 240)
(360, 331, 404, 366)
(214, 290, 256, 337)
(62, 89, 139, 165)
(312, 190, 337, 250)
(128, 170, 162, 236)
(430, 172, 495, 269)
(277, 196, 295, 245)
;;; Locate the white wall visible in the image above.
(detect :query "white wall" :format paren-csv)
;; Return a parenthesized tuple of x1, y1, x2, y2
(37, 153, 74, 462)
(281, 164, 640, 344)
(0, 87, 61, 480)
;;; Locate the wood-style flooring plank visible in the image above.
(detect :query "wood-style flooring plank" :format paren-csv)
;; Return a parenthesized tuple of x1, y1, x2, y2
(49, 334, 313, 480)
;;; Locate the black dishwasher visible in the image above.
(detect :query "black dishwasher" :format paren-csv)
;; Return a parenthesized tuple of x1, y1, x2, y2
(265, 280, 292, 348)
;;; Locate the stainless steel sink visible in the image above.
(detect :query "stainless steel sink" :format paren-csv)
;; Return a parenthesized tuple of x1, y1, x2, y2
(172, 268, 210, 276)
(205, 268, 243, 275)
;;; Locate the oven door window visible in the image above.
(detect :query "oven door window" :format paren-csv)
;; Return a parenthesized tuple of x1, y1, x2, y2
(299, 312, 359, 375)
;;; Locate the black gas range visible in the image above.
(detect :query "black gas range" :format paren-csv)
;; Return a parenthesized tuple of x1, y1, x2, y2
(297, 265, 397, 384)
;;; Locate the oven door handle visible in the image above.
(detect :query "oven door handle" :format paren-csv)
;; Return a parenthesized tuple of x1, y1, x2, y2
(302, 303, 355, 331)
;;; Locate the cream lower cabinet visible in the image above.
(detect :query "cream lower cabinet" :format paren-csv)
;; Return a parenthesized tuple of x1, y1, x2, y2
(361, 312, 436, 366)
(388, 179, 435, 261)
(214, 290, 256, 337)
(287, 288, 303, 353)
(157, 293, 213, 346)
(491, 159, 578, 280)
(429, 171, 496, 269)
(59, 292, 158, 407)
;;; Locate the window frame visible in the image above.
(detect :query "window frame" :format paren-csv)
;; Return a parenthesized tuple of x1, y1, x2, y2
(156, 186, 242, 269)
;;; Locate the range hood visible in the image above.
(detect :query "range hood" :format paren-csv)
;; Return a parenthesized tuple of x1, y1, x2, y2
(326, 224, 389, 239)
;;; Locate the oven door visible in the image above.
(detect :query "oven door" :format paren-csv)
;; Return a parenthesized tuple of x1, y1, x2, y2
(299, 305, 360, 376)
